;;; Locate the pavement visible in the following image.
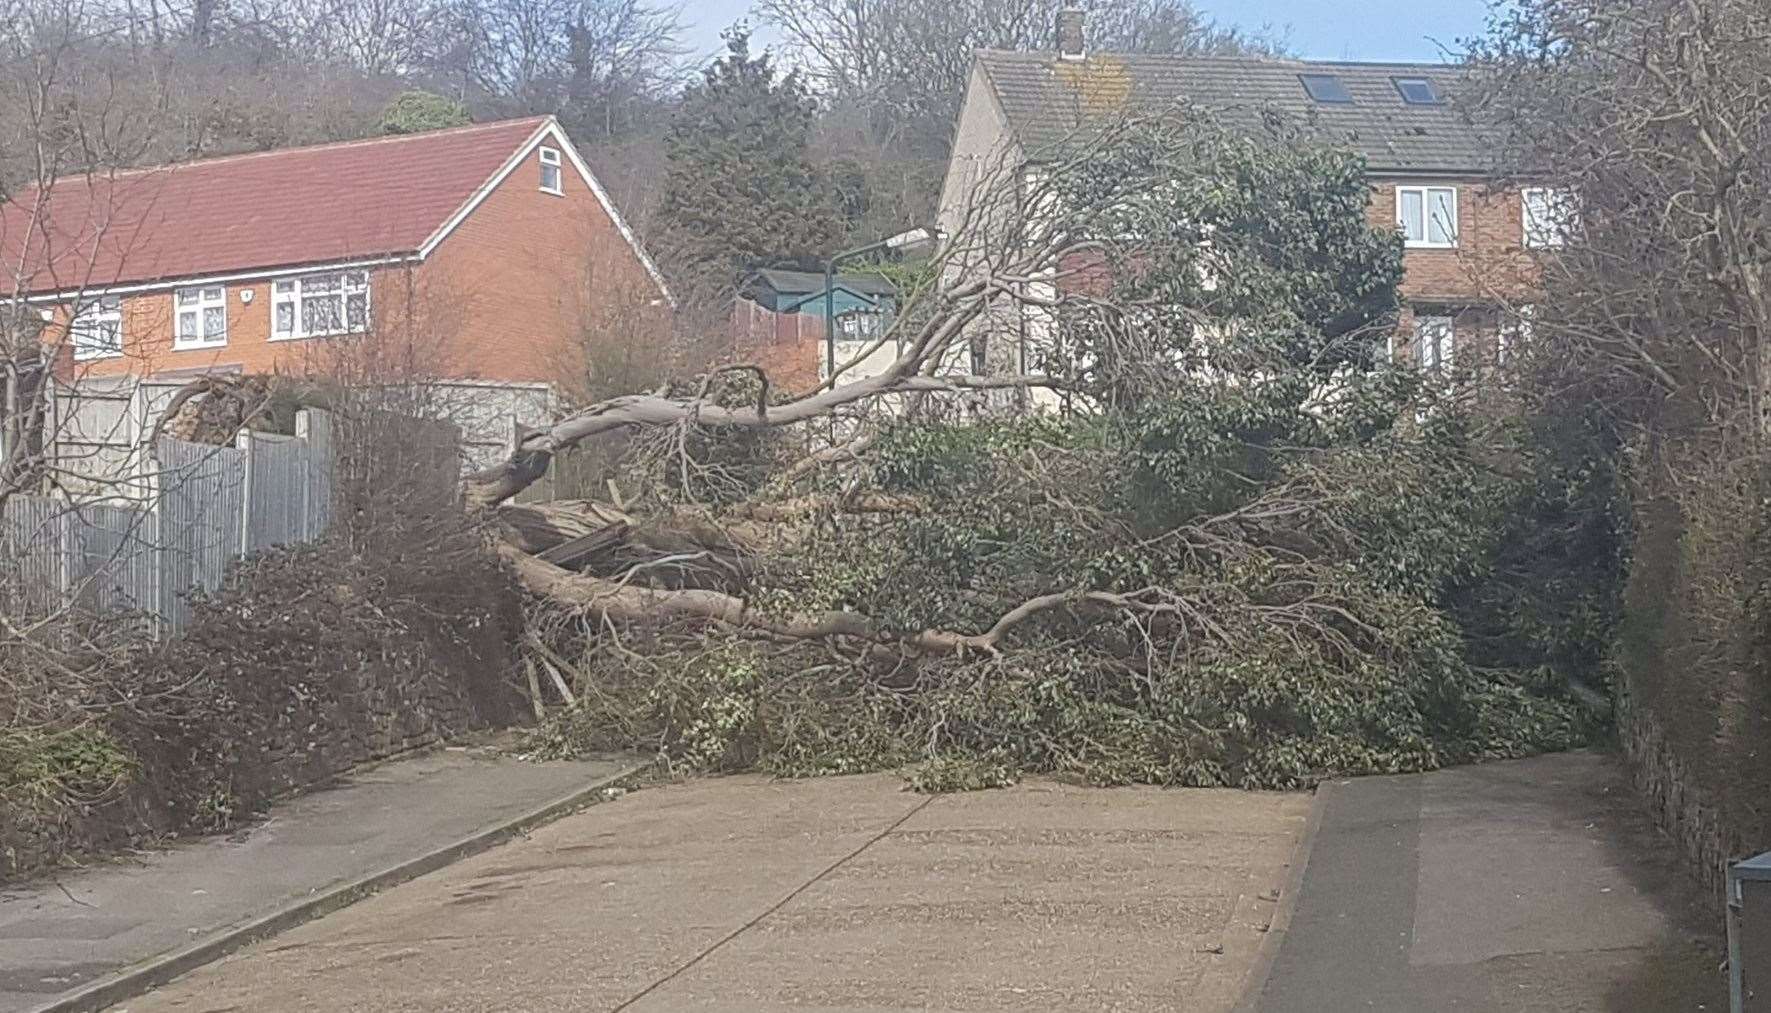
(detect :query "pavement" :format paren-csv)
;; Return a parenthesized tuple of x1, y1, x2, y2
(0, 745, 639, 1013)
(3, 744, 1725, 1013)
(101, 774, 1311, 1013)
(1249, 750, 1727, 1012)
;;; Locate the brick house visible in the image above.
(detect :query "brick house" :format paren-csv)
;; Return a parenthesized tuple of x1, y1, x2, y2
(2, 116, 669, 448)
(937, 18, 1571, 375)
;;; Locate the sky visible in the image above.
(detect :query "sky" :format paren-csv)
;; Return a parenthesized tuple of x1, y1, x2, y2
(680, 0, 1497, 66)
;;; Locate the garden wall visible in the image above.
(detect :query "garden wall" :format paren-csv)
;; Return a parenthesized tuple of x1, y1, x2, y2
(1615, 495, 1771, 898)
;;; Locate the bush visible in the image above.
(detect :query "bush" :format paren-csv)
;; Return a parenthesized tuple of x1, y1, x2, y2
(1, 527, 523, 881)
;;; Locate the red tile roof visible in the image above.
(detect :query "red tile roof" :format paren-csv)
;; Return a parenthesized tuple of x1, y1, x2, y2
(0, 116, 552, 295)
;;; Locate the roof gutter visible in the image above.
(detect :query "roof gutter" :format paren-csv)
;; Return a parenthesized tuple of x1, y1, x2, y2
(18, 252, 421, 303)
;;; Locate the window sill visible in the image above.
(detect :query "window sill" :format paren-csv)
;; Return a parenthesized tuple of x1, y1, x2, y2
(539, 186, 564, 197)
(172, 339, 228, 352)
(72, 349, 124, 362)
(1404, 241, 1459, 251)
(269, 327, 366, 343)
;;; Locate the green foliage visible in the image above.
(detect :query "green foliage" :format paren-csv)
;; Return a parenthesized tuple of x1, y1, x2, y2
(530, 114, 1611, 794)
(656, 30, 846, 281)
(534, 377, 1601, 791)
(1047, 116, 1405, 394)
(1449, 404, 1630, 689)
(0, 726, 135, 808)
(378, 91, 472, 135)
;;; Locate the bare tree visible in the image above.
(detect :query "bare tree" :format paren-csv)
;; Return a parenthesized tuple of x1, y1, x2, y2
(437, 0, 685, 136)
(1470, 0, 1771, 431)
(279, 0, 447, 77)
(1469, 0, 1771, 869)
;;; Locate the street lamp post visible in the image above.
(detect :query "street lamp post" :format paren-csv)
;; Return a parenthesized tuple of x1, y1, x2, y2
(822, 226, 942, 381)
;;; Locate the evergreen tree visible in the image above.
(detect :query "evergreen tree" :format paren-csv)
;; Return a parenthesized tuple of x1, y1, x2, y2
(378, 91, 471, 135)
(656, 30, 845, 286)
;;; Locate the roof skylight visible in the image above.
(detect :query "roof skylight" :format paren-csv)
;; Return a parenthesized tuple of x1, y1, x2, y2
(1393, 77, 1441, 104)
(1299, 73, 1353, 104)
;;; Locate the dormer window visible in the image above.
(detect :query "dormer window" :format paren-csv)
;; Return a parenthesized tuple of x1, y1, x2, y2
(1393, 77, 1441, 105)
(539, 146, 563, 195)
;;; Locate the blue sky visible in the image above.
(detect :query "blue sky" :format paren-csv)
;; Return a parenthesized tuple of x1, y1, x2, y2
(681, 1, 1498, 65)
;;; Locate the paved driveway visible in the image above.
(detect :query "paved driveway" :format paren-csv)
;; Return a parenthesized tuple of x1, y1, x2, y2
(1250, 751, 1726, 1012)
(111, 774, 1309, 1012)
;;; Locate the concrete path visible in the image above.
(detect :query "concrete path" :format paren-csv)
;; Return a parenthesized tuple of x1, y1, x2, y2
(0, 746, 637, 1013)
(1249, 751, 1726, 1012)
(105, 775, 1310, 1012)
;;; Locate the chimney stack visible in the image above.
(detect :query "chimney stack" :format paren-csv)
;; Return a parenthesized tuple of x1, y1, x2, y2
(1056, 7, 1086, 61)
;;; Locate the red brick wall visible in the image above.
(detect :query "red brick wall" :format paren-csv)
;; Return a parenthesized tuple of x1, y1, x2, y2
(65, 135, 665, 388)
(418, 141, 666, 386)
(732, 301, 823, 393)
(1368, 179, 1542, 305)
(73, 266, 420, 381)
(1369, 179, 1542, 369)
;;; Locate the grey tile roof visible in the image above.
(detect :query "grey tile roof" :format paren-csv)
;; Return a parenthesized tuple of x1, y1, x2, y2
(975, 50, 1493, 174)
(751, 268, 898, 297)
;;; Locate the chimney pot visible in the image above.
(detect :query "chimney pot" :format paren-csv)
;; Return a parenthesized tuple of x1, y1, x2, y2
(1056, 7, 1085, 61)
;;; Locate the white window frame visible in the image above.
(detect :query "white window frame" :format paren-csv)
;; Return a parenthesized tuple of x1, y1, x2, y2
(1521, 187, 1575, 249)
(71, 295, 124, 360)
(1415, 314, 1455, 372)
(174, 284, 228, 349)
(539, 146, 563, 195)
(1396, 185, 1458, 249)
(270, 270, 371, 341)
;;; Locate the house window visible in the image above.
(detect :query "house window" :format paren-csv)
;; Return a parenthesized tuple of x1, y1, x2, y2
(1416, 314, 1455, 372)
(1522, 187, 1576, 248)
(1397, 185, 1458, 248)
(271, 270, 370, 340)
(1393, 77, 1441, 104)
(71, 295, 123, 360)
(539, 146, 563, 195)
(1299, 73, 1353, 104)
(175, 285, 227, 348)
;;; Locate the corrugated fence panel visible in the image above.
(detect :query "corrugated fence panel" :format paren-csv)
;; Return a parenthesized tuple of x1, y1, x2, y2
(246, 433, 307, 550)
(0, 496, 70, 616)
(65, 502, 160, 618)
(156, 437, 246, 630)
(4, 410, 345, 635)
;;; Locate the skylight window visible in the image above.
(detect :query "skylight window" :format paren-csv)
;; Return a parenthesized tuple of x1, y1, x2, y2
(1394, 77, 1441, 104)
(1299, 73, 1353, 104)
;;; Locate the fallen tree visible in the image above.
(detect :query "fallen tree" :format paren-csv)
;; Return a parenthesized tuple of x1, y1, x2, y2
(166, 111, 1608, 789)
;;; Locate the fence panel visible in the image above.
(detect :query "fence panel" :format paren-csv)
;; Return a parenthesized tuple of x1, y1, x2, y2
(0, 496, 70, 617)
(65, 502, 162, 624)
(2, 409, 358, 635)
(245, 433, 307, 551)
(155, 437, 246, 629)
